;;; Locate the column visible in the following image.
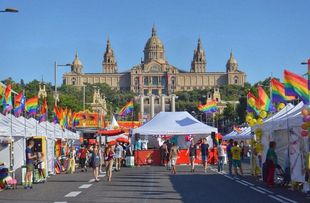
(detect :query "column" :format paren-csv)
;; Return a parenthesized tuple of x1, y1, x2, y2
(161, 95, 165, 112)
(150, 95, 155, 118)
(171, 94, 176, 112)
(140, 95, 144, 120)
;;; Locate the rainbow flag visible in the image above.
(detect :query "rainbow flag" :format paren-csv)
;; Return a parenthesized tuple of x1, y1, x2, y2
(13, 91, 26, 117)
(271, 78, 295, 103)
(53, 105, 60, 124)
(25, 96, 38, 116)
(284, 70, 309, 104)
(118, 101, 134, 116)
(2, 84, 13, 115)
(258, 86, 274, 112)
(247, 92, 260, 115)
(39, 99, 48, 123)
(198, 100, 218, 113)
(72, 112, 80, 127)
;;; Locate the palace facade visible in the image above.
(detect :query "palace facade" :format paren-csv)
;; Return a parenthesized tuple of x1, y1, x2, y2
(63, 26, 246, 95)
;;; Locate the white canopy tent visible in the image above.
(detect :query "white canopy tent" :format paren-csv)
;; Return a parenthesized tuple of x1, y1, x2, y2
(223, 127, 253, 140)
(132, 111, 217, 135)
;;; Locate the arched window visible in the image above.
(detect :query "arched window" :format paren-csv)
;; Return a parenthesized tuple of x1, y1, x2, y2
(234, 76, 238, 84)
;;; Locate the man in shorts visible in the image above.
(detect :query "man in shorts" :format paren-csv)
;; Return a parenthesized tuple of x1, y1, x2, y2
(200, 138, 209, 173)
(169, 143, 179, 174)
(231, 141, 243, 176)
(25, 139, 36, 189)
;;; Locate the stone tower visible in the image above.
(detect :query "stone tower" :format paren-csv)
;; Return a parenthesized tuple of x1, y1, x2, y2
(191, 38, 206, 73)
(143, 26, 165, 64)
(226, 51, 238, 72)
(103, 38, 117, 73)
(71, 51, 83, 74)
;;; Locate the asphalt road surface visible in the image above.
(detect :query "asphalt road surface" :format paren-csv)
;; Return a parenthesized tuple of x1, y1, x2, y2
(0, 164, 308, 203)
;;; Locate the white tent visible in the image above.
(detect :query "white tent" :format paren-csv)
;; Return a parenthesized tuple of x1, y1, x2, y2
(223, 127, 253, 140)
(132, 111, 217, 135)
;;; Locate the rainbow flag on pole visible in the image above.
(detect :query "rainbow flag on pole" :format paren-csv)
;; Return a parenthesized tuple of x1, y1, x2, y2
(198, 100, 218, 113)
(258, 86, 274, 112)
(284, 70, 309, 104)
(2, 84, 13, 114)
(271, 78, 295, 103)
(118, 101, 134, 116)
(39, 99, 48, 123)
(25, 96, 38, 116)
(13, 91, 26, 117)
(247, 92, 260, 115)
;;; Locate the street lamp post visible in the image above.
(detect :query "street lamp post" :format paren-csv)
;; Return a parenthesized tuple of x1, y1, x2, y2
(0, 8, 18, 13)
(54, 61, 71, 106)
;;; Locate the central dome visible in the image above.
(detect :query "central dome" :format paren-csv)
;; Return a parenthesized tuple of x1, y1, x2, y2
(143, 26, 165, 63)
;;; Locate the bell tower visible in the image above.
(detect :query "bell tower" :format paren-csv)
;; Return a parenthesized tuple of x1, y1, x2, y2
(103, 37, 117, 73)
(191, 38, 206, 73)
(226, 51, 238, 72)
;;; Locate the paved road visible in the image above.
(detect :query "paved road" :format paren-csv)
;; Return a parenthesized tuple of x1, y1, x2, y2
(0, 164, 308, 203)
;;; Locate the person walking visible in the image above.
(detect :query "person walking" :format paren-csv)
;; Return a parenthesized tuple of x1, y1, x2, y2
(200, 138, 209, 173)
(91, 145, 101, 182)
(226, 139, 234, 176)
(188, 140, 197, 172)
(79, 145, 88, 172)
(114, 142, 123, 172)
(37, 152, 45, 180)
(166, 140, 172, 170)
(67, 146, 76, 174)
(160, 142, 168, 166)
(169, 143, 179, 175)
(25, 139, 36, 189)
(266, 141, 278, 187)
(217, 140, 225, 172)
(105, 145, 115, 182)
(231, 141, 243, 176)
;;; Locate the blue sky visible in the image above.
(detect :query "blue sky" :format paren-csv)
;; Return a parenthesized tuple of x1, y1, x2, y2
(0, 0, 309, 85)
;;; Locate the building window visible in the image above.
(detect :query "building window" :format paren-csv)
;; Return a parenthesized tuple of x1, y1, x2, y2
(134, 77, 139, 86)
(144, 89, 148, 96)
(161, 76, 166, 86)
(152, 76, 158, 86)
(234, 76, 238, 84)
(144, 77, 149, 85)
(152, 89, 159, 95)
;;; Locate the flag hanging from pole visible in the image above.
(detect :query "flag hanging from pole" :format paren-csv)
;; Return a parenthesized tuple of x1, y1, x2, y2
(247, 92, 260, 115)
(25, 96, 38, 116)
(284, 70, 309, 104)
(271, 78, 295, 103)
(2, 84, 13, 115)
(198, 100, 218, 113)
(258, 86, 274, 112)
(13, 91, 26, 117)
(118, 101, 134, 116)
(39, 99, 48, 123)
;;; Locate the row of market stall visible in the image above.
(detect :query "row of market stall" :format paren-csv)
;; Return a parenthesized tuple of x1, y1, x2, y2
(0, 113, 80, 178)
(224, 102, 310, 192)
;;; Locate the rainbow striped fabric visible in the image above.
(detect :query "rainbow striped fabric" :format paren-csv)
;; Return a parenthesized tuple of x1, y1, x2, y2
(247, 92, 260, 115)
(13, 91, 25, 117)
(25, 96, 38, 116)
(118, 101, 134, 116)
(284, 70, 309, 104)
(2, 84, 13, 114)
(39, 99, 48, 122)
(198, 100, 218, 113)
(258, 86, 274, 112)
(271, 78, 295, 103)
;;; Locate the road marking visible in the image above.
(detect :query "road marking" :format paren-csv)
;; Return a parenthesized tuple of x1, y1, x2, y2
(98, 174, 106, 178)
(100, 171, 106, 174)
(224, 175, 234, 180)
(239, 180, 254, 186)
(268, 195, 285, 202)
(64, 191, 81, 197)
(54, 202, 67, 203)
(79, 184, 92, 189)
(249, 186, 266, 194)
(88, 179, 95, 183)
(276, 195, 298, 203)
(256, 186, 273, 194)
(235, 180, 248, 186)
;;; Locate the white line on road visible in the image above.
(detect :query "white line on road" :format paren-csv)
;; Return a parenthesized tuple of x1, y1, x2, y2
(79, 184, 92, 189)
(64, 191, 81, 197)
(276, 195, 298, 203)
(100, 171, 106, 174)
(249, 186, 266, 194)
(98, 174, 106, 178)
(224, 175, 234, 180)
(88, 179, 95, 183)
(235, 180, 248, 186)
(239, 180, 254, 186)
(268, 195, 286, 202)
(255, 186, 273, 194)
(54, 202, 67, 203)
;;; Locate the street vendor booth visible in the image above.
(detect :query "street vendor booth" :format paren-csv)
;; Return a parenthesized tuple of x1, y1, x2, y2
(132, 111, 218, 166)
